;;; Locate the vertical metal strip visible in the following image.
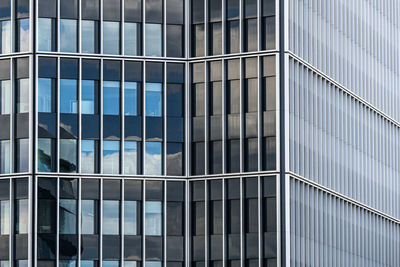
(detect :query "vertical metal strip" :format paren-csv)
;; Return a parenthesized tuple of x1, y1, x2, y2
(239, 177, 243, 267)
(121, 178, 125, 266)
(121, 60, 125, 174)
(28, 176, 33, 267)
(163, 62, 167, 175)
(78, 59, 82, 173)
(10, 59, 14, 174)
(222, 178, 226, 267)
(142, 61, 147, 174)
(204, 180, 208, 267)
(258, 176, 262, 267)
(239, 58, 243, 173)
(221, 59, 226, 174)
(78, 178, 82, 267)
(204, 62, 208, 175)
(100, 59, 104, 173)
(121, 0, 125, 55)
(143, 0, 146, 56)
(142, 180, 146, 266)
(163, 181, 167, 266)
(57, 57, 60, 172)
(185, 180, 190, 267)
(239, 0, 243, 53)
(163, 0, 167, 57)
(56, 178, 60, 267)
(257, 56, 262, 171)
(9, 179, 13, 267)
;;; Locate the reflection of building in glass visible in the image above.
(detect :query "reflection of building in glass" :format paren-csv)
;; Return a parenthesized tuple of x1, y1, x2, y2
(0, 0, 398, 266)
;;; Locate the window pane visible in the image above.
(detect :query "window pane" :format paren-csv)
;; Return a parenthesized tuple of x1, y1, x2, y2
(60, 139, 77, 173)
(38, 138, 54, 172)
(82, 0, 99, 19)
(103, 81, 120, 115)
(166, 25, 183, 58)
(59, 199, 77, 234)
(16, 139, 29, 172)
(17, 18, 29, 52)
(103, 200, 119, 235)
(60, 79, 78, 113)
(82, 20, 97, 53)
(192, 24, 204, 57)
(245, 18, 257, 52)
(81, 140, 97, 173)
(60, 19, 77, 52)
(103, 22, 120, 54)
(227, 0, 239, 19)
(167, 84, 183, 117)
(166, 0, 183, 24)
(0, 20, 11, 54)
(124, 141, 138, 174)
(103, 0, 120, 20)
(16, 78, 29, 113)
(145, 83, 162, 116)
(227, 20, 239, 54)
(166, 142, 183, 176)
(0, 80, 10, 114)
(145, 0, 162, 23)
(145, 201, 162, 236)
(103, 140, 120, 174)
(82, 80, 98, 114)
(145, 24, 162, 57)
(38, 78, 54, 112)
(124, 22, 139, 56)
(81, 200, 96, 234)
(0, 140, 10, 174)
(144, 142, 162, 175)
(15, 199, 28, 234)
(0, 200, 10, 234)
(124, 0, 141, 22)
(38, 18, 54, 51)
(124, 201, 137, 235)
(124, 82, 138, 115)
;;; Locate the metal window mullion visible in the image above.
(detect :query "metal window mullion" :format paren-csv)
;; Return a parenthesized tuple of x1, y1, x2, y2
(57, 58, 60, 172)
(78, 59, 82, 173)
(258, 176, 262, 267)
(78, 178, 82, 267)
(143, 62, 146, 174)
(257, 56, 262, 171)
(257, 0, 261, 51)
(34, 176, 38, 266)
(100, 0, 103, 54)
(221, 0, 226, 54)
(239, 0, 243, 53)
(204, 180, 208, 267)
(100, 179, 103, 267)
(121, 179, 125, 266)
(240, 177, 244, 267)
(185, 180, 190, 267)
(121, 60, 125, 174)
(239, 58, 243, 173)
(222, 59, 226, 174)
(163, 0, 166, 57)
(29, 56, 34, 173)
(204, 0, 208, 56)
(11, 0, 14, 53)
(204, 62, 208, 175)
(100, 59, 104, 173)
(78, 0, 82, 53)
(9, 179, 13, 267)
(185, 61, 190, 176)
(56, 178, 60, 267)
(10, 59, 14, 174)
(142, 0, 146, 56)
(163, 62, 167, 175)
(28, 176, 33, 267)
(121, 0, 125, 55)
(185, 0, 189, 59)
(57, 0, 60, 52)
(163, 181, 167, 266)
(142, 181, 146, 266)
(222, 178, 226, 267)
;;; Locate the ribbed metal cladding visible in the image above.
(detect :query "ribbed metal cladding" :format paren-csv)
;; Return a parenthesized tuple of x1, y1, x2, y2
(288, 0, 400, 122)
(289, 177, 400, 267)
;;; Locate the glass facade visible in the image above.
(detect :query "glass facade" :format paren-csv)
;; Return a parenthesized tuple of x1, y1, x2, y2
(0, 0, 398, 266)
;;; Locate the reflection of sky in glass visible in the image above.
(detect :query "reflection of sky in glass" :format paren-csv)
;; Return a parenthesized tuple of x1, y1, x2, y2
(103, 81, 120, 115)
(124, 82, 137, 115)
(103, 140, 120, 174)
(82, 20, 95, 53)
(59, 260, 76, 267)
(38, 78, 52, 112)
(124, 22, 137, 55)
(145, 24, 162, 56)
(103, 200, 119, 234)
(145, 201, 162, 235)
(60, 19, 77, 52)
(1, 20, 11, 54)
(82, 80, 95, 114)
(145, 262, 162, 267)
(124, 262, 137, 267)
(59, 199, 77, 234)
(60, 79, 78, 113)
(0, 80, 11, 114)
(81, 200, 95, 234)
(81, 261, 95, 267)
(17, 78, 29, 113)
(0, 200, 10, 234)
(124, 141, 137, 174)
(16, 199, 28, 234)
(102, 261, 119, 267)
(81, 140, 95, 173)
(145, 83, 162, 117)
(0, 140, 10, 173)
(38, 18, 52, 51)
(17, 139, 29, 172)
(103, 21, 120, 54)
(18, 18, 29, 52)
(124, 201, 137, 235)
(145, 142, 162, 175)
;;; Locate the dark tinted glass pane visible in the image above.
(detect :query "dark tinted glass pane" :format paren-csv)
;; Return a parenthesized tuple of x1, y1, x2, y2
(16, 0, 29, 18)
(81, 235, 99, 259)
(146, 117, 163, 141)
(192, 0, 204, 23)
(167, 182, 184, 201)
(0, 179, 8, 199)
(146, 62, 163, 82)
(15, 58, 29, 78)
(192, 236, 205, 261)
(39, 58, 57, 78)
(59, 235, 78, 259)
(263, 197, 276, 232)
(227, 80, 240, 114)
(167, 117, 183, 142)
(209, 116, 222, 141)
(15, 114, 29, 139)
(167, 236, 184, 261)
(39, 0, 56, 17)
(209, 141, 222, 174)
(60, 58, 78, 79)
(167, 202, 183, 235)
(263, 232, 276, 258)
(167, 63, 184, 83)
(166, 0, 183, 24)
(167, 25, 183, 58)
(263, 0, 275, 16)
(38, 200, 56, 233)
(263, 77, 276, 111)
(209, 0, 221, 21)
(245, 234, 258, 259)
(145, 181, 163, 201)
(244, 57, 257, 78)
(226, 0, 238, 19)
(15, 234, 28, 259)
(192, 117, 204, 142)
(209, 81, 221, 115)
(228, 235, 240, 259)
(102, 236, 120, 260)
(145, 236, 162, 260)
(38, 138, 56, 172)
(227, 199, 240, 233)
(103, 180, 121, 200)
(167, 84, 183, 117)
(245, 177, 257, 197)
(103, 60, 121, 81)
(125, 61, 142, 81)
(82, 60, 100, 80)
(244, 19, 257, 52)
(210, 235, 222, 260)
(167, 143, 183, 176)
(14, 178, 28, 198)
(60, 0, 78, 18)
(262, 137, 276, 170)
(124, 236, 141, 260)
(59, 139, 77, 173)
(244, 0, 257, 17)
(124, 180, 142, 200)
(209, 22, 222, 55)
(192, 24, 204, 57)
(124, 116, 142, 140)
(227, 20, 239, 54)
(60, 114, 78, 139)
(146, 0, 162, 23)
(192, 83, 204, 116)
(103, 0, 120, 21)
(60, 179, 78, 199)
(227, 114, 239, 139)
(81, 179, 99, 199)
(263, 111, 275, 137)
(245, 199, 258, 233)
(81, 115, 99, 138)
(124, 0, 141, 22)
(192, 142, 204, 175)
(82, 0, 100, 19)
(103, 115, 121, 139)
(37, 234, 56, 259)
(227, 140, 240, 173)
(245, 80, 258, 113)
(38, 178, 56, 199)
(262, 16, 275, 50)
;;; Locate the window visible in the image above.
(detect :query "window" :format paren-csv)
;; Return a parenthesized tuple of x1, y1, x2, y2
(81, 200, 97, 234)
(245, 18, 257, 52)
(38, 18, 55, 51)
(60, 79, 78, 113)
(0, 20, 11, 54)
(0, 200, 10, 234)
(38, 78, 54, 113)
(145, 83, 162, 116)
(59, 199, 77, 234)
(82, 80, 98, 114)
(209, 22, 222, 55)
(166, 25, 183, 57)
(38, 138, 54, 172)
(16, 139, 29, 172)
(124, 141, 138, 174)
(124, 82, 138, 115)
(81, 140, 97, 173)
(0, 140, 10, 173)
(103, 81, 120, 115)
(192, 24, 204, 57)
(16, 78, 29, 113)
(103, 140, 120, 174)
(145, 24, 162, 56)
(227, 20, 239, 53)
(145, 201, 162, 235)
(17, 18, 29, 52)
(0, 80, 10, 114)
(124, 201, 138, 235)
(145, 142, 162, 175)
(60, 139, 77, 173)
(103, 21, 120, 54)
(124, 22, 139, 55)
(103, 200, 119, 235)
(82, 0, 99, 19)
(60, 19, 77, 52)
(15, 199, 28, 234)
(81, 20, 98, 53)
